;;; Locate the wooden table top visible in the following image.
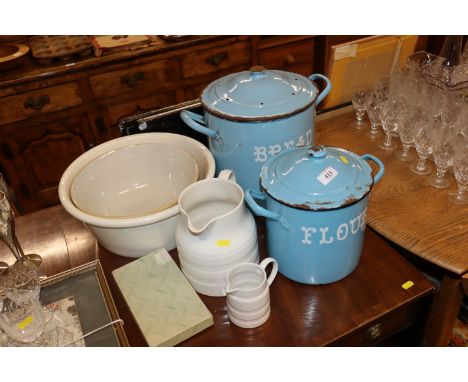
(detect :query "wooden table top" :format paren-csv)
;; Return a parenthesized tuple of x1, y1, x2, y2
(0, 205, 434, 346)
(315, 109, 468, 276)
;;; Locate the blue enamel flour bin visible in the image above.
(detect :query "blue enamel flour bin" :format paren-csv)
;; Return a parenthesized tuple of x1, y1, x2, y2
(245, 145, 384, 284)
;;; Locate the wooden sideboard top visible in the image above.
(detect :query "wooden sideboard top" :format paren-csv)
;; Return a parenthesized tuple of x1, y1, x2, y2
(316, 110, 468, 276)
(0, 35, 318, 89)
(0, 36, 232, 88)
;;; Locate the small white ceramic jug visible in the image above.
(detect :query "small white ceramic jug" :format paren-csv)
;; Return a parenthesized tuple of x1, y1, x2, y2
(176, 169, 259, 297)
(225, 257, 278, 329)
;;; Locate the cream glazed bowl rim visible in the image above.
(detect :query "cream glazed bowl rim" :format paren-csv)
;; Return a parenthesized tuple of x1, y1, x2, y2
(59, 133, 215, 228)
(70, 142, 199, 219)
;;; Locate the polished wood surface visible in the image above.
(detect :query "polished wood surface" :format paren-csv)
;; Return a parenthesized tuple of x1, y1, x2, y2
(174, 224, 434, 346)
(0, 206, 97, 274)
(0, 205, 434, 346)
(315, 109, 468, 346)
(0, 36, 229, 88)
(316, 111, 468, 276)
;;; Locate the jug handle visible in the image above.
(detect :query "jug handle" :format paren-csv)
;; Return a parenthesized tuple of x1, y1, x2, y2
(308, 73, 332, 106)
(180, 110, 218, 138)
(244, 189, 291, 231)
(361, 154, 385, 185)
(218, 169, 237, 183)
(259, 258, 278, 286)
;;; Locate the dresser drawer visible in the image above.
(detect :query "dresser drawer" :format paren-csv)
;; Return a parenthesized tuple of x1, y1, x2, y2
(330, 296, 430, 346)
(89, 58, 179, 100)
(259, 40, 315, 75)
(0, 82, 83, 126)
(181, 41, 250, 79)
(107, 92, 177, 126)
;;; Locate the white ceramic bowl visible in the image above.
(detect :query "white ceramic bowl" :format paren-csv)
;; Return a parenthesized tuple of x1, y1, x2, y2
(59, 133, 215, 257)
(70, 142, 199, 218)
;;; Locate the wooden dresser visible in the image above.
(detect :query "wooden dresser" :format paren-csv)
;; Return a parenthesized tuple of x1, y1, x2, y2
(0, 34, 437, 214)
(0, 35, 343, 214)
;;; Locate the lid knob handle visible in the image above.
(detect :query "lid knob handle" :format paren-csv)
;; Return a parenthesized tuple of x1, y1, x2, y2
(307, 145, 326, 158)
(250, 65, 266, 79)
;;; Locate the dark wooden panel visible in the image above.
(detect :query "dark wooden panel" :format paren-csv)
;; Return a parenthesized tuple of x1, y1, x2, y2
(107, 92, 177, 126)
(181, 41, 251, 79)
(0, 82, 83, 125)
(0, 114, 95, 213)
(259, 39, 315, 74)
(89, 58, 180, 100)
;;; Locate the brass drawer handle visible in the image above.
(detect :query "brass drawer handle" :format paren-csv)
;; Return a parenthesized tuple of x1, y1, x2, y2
(285, 54, 295, 65)
(121, 72, 145, 87)
(23, 95, 50, 110)
(206, 52, 228, 66)
(366, 323, 382, 340)
(95, 117, 107, 133)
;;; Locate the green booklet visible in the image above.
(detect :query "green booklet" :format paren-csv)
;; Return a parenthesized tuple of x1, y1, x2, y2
(112, 249, 213, 346)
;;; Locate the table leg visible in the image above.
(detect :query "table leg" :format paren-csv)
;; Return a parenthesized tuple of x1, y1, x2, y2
(462, 273, 468, 296)
(425, 273, 464, 346)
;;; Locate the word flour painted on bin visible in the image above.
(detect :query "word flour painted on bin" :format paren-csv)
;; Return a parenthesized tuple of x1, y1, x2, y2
(301, 207, 367, 245)
(253, 130, 312, 163)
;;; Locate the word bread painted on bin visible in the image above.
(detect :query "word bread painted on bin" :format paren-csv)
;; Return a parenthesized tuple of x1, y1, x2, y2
(253, 130, 312, 163)
(301, 207, 367, 245)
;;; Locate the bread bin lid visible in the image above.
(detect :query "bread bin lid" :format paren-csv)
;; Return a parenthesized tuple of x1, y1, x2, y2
(201, 66, 319, 122)
(260, 145, 375, 210)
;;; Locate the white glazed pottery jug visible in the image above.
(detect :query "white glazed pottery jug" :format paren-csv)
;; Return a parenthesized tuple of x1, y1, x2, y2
(225, 257, 278, 329)
(176, 169, 259, 296)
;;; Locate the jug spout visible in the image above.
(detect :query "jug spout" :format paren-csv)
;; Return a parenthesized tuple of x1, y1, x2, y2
(187, 218, 211, 236)
(178, 206, 211, 235)
(225, 283, 239, 295)
(186, 199, 244, 235)
(178, 168, 244, 235)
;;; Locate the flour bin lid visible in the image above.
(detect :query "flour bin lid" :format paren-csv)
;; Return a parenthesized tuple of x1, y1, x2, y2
(260, 145, 376, 210)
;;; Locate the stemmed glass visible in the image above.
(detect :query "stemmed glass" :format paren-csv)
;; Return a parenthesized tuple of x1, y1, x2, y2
(0, 191, 25, 261)
(0, 190, 45, 343)
(448, 139, 468, 204)
(373, 77, 390, 104)
(351, 87, 370, 129)
(440, 94, 462, 127)
(427, 126, 455, 188)
(0, 259, 45, 343)
(410, 119, 435, 175)
(378, 99, 398, 151)
(365, 96, 382, 139)
(395, 106, 419, 161)
(0, 174, 42, 267)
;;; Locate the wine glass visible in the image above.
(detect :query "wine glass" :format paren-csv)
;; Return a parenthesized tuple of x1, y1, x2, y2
(351, 87, 370, 128)
(378, 99, 398, 151)
(373, 76, 390, 104)
(366, 98, 382, 139)
(440, 94, 462, 127)
(0, 191, 24, 261)
(448, 139, 468, 204)
(0, 260, 45, 343)
(410, 119, 435, 175)
(427, 126, 455, 188)
(395, 106, 419, 161)
(0, 186, 42, 268)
